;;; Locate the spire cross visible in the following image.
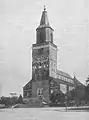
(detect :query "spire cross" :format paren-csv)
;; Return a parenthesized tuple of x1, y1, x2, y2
(44, 5, 46, 11)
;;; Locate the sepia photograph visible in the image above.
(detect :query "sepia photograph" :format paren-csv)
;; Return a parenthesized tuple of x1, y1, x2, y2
(0, 0, 89, 120)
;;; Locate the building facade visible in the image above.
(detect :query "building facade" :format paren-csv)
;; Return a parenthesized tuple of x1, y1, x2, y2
(23, 7, 79, 102)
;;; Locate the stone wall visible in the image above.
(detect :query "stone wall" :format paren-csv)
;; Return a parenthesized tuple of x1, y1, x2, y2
(32, 80, 49, 102)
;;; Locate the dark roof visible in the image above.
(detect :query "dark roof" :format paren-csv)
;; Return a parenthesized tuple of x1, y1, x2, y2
(57, 69, 72, 79)
(40, 9, 49, 26)
(36, 7, 53, 30)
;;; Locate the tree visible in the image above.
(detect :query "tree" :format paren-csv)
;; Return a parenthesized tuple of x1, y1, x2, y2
(0, 96, 18, 107)
(18, 95, 23, 104)
(50, 91, 65, 104)
(84, 75, 89, 102)
(85, 85, 89, 101)
(86, 75, 89, 85)
(66, 86, 85, 106)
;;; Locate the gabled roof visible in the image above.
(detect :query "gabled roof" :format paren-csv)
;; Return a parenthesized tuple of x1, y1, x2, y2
(23, 80, 32, 89)
(73, 76, 84, 86)
(57, 69, 72, 79)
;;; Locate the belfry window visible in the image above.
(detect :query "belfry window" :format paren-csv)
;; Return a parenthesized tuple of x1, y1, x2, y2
(38, 48, 43, 54)
(50, 32, 53, 43)
(39, 33, 43, 43)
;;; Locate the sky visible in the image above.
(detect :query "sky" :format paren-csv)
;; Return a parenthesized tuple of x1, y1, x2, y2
(0, 0, 89, 96)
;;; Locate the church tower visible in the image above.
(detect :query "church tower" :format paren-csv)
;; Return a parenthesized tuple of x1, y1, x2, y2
(32, 6, 57, 81)
(23, 7, 77, 101)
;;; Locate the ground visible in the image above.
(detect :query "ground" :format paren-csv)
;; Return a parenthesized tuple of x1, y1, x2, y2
(0, 107, 89, 120)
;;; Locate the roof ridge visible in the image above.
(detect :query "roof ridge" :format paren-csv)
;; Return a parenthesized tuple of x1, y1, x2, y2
(57, 69, 72, 78)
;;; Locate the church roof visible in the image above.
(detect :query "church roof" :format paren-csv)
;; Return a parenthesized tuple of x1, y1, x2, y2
(57, 69, 72, 79)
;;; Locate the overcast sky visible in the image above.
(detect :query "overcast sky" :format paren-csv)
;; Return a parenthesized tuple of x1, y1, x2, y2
(0, 0, 89, 96)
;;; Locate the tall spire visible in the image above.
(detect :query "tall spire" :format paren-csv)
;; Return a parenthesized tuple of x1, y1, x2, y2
(39, 6, 50, 27)
(36, 6, 54, 44)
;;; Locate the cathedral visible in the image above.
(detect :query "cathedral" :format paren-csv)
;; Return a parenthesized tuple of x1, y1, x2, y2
(23, 7, 82, 102)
